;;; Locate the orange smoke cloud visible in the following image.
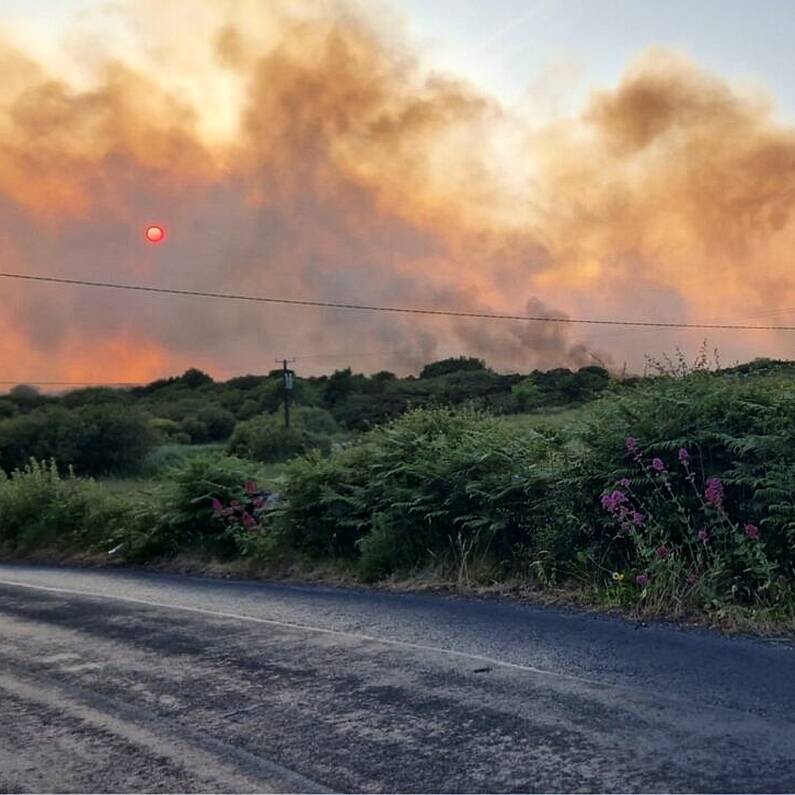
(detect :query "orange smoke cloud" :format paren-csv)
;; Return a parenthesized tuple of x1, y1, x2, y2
(1, 2, 794, 386)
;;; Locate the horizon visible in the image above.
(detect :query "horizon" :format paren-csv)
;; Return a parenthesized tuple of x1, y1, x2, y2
(2, 352, 791, 397)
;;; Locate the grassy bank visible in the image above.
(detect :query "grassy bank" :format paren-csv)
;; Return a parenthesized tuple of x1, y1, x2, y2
(2, 367, 795, 635)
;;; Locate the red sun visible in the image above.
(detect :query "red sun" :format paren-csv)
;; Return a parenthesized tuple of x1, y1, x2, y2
(145, 225, 165, 243)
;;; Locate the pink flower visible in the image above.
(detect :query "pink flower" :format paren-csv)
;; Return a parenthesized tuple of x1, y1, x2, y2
(211, 498, 224, 515)
(245, 480, 258, 495)
(601, 490, 628, 514)
(651, 457, 665, 472)
(697, 529, 710, 542)
(678, 448, 691, 465)
(636, 573, 649, 587)
(252, 496, 265, 509)
(744, 523, 760, 539)
(242, 512, 257, 530)
(625, 437, 638, 453)
(656, 545, 669, 559)
(619, 478, 631, 488)
(632, 511, 645, 526)
(704, 477, 724, 507)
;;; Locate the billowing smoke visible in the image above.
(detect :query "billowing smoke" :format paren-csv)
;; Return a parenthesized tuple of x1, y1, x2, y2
(1, 2, 794, 383)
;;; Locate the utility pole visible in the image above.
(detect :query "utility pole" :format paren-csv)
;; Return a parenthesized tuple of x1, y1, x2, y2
(276, 358, 296, 427)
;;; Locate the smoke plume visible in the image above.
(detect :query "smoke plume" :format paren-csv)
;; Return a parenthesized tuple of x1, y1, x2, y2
(1, 1, 794, 383)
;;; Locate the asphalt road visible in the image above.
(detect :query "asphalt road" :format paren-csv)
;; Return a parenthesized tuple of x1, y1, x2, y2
(0, 564, 793, 793)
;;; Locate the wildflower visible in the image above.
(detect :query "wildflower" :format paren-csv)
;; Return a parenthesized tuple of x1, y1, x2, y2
(211, 498, 224, 515)
(651, 458, 666, 472)
(245, 480, 258, 495)
(601, 490, 628, 514)
(626, 436, 638, 453)
(632, 511, 645, 526)
(656, 545, 670, 559)
(252, 496, 266, 509)
(230, 499, 241, 509)
(636, 573, 649, 587)
(241, 512, 257, 530)
(687, 573, 699, 586)
(744, 523, 760, 539)
(678, 448, 691, 465)
(611, 571, 625, 582)
(697, 528, 710, 542)
(704, 477, 724, 507)
(619, 478, 631, 488)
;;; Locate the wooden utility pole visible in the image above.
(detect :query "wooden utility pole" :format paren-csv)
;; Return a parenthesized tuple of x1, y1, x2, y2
(276, 358, 296, 427)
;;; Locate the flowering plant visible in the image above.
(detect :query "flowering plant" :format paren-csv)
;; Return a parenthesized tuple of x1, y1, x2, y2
(597, 438, 776, 609)
(211, 479, 280, 535)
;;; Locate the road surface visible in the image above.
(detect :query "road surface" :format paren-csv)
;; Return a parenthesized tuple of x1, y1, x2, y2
(0, 563, 793, 793)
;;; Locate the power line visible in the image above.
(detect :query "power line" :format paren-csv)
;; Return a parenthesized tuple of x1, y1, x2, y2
(3, 271, 795, 332)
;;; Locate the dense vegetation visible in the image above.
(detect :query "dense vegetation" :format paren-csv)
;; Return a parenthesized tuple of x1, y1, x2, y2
(2, 355, 795, 629)
(0, 359, 611, 474)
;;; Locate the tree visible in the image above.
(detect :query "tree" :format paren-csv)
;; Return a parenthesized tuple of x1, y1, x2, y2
(196, 406, 236, 441)
(179, 368, 214, 389)
(419, 357, 487, 379)
(9, 384, 40, 401)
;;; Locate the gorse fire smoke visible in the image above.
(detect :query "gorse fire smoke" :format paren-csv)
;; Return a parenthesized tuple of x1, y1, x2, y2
(1, 0, 794, 382)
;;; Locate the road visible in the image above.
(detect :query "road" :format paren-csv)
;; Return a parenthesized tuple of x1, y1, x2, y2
(0, 564, 792, 793)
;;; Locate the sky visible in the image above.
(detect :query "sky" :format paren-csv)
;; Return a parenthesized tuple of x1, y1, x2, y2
(7, 0, 795, 118)
(1, 0, 795, 383)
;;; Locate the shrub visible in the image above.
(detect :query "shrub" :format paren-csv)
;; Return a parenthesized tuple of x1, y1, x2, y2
(0, 406, 155, 476)
(149, 417, 183, 444)
(0, 399, 18, 419)
(512, 378, 546, 411)
(227, 407, 339, 463)
(532, 370, 795, 602)
(274, 407, 555, 579)
(140, 443, 225, 477)
(60, 387, 133, 409)
(196, 406, 236, 441)
(0, 459, 126, 553)
(120, 454, 269, 560)
(180, 417, 210, 444)
(419, 357, 487, 379)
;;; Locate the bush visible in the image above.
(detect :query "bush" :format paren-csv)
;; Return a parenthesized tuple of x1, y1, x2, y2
(196, 406, 236, 441)
(150, 418, 182, 444)
(60, 387, 133, 409)
(0, 406, 155, 476)
(0, 399, 18, 419)
(419, 357, 487, 379)
(274, 407, 554, 579)
(532, 370, 795, 604)
(121, 454, 269, 560)
(0, 460, 126, 553)
(180, 417, 210, 444)
(140, 443, 225, 477)
(228, 407, 339, 463)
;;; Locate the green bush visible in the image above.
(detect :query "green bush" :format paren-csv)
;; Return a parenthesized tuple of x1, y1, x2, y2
(0, 399, 18, 419)
(120, 454, 268, 560)
(0, 460, 126, 553)
(419, 357, 487, 379)
(196, 406, 236, 441)
(274, 407, 554, 579)
(228, 407, 339, 463)
(0, 406, 155, 476)
(532, 370, 795, 603)
(140, 443, 226, 477)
